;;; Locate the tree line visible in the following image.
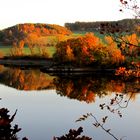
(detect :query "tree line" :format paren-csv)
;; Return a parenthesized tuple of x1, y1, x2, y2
(65, 19, 140, 34)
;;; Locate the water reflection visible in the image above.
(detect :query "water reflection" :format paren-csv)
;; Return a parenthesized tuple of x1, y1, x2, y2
(0, 67, 55, 90)
(54, 76, 106, 103)
(0, 66, 139, 104)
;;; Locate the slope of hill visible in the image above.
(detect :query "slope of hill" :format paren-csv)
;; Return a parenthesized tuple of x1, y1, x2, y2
(0, 23, 72, 45)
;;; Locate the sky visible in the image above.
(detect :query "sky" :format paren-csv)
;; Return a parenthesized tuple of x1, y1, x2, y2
(0, 0, 139, 29)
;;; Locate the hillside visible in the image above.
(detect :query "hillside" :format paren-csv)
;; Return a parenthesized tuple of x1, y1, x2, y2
(0, 23, 72, 45)
(65, 18, 140, 33)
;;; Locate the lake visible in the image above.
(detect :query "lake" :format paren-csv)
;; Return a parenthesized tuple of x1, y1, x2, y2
(0, 66, 140, 140)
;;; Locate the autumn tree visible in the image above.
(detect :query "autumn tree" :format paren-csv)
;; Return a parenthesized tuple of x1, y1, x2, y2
(54, 33, 124, 66)
(98, 0, 140, 68)
(25, 33, 39, 55)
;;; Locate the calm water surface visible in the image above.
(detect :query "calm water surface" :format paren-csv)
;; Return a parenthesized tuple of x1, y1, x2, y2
(0, 66, 140, 140)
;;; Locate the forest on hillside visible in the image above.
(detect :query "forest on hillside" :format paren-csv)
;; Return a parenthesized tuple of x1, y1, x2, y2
(65, 19, 140, 33)
(0, 23, 72, 45)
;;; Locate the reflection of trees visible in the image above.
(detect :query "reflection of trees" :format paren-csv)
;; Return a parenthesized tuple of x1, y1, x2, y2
(106, 79, 140, 94)
(0, 66, 139, 102)
(0, 65, 5, 73)
(61, 75, 139, 139)
(0, 68, 55, 90)
(54, 76, 108, 103)
(54, 76, 140, 103)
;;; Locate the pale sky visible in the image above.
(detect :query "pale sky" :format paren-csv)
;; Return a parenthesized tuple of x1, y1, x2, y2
(0, 0, 139, 29)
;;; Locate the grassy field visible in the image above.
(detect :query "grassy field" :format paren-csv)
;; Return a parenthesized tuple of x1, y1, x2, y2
(0, 45, 56, 58)
(73, 31, 105, 40)
(0, 46, 11, 56)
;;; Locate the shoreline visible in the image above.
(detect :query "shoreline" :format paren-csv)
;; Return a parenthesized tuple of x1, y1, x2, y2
(0, 59, 122, 81)
(0, 58, 139, 78)
(0, 58, 115, 73)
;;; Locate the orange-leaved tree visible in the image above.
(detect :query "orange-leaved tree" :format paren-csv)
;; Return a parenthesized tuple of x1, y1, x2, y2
(54, 33, 125, 66)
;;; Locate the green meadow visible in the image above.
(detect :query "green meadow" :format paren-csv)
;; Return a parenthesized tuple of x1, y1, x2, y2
(0, 45, 56, 58)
